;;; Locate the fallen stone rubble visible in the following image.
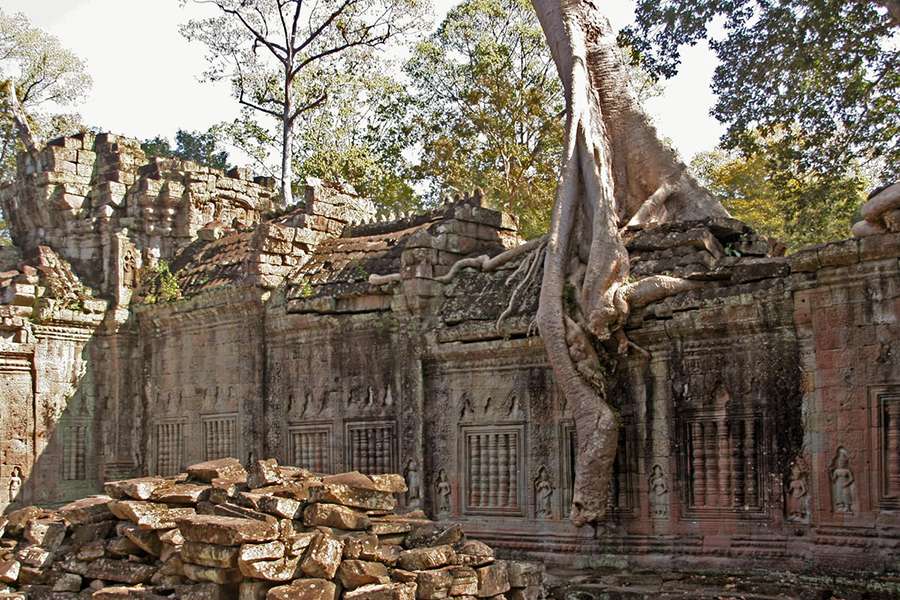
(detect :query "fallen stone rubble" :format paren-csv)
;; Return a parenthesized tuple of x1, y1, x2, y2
(0, 458, 543, 600)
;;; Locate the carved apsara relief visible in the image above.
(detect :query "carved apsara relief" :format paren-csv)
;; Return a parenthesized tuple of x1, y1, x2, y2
(830, 446, 855, 514)
(785, 456, 810, 522)
(649, 464, 670, 518)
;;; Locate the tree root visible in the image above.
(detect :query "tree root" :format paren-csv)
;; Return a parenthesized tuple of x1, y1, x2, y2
(854, 183, 900, 236)
(434, 236, 547, 283)
(496, 240, 547, 331)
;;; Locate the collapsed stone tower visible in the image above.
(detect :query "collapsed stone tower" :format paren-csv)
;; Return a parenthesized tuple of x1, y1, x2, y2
(1, 134, 899, 574)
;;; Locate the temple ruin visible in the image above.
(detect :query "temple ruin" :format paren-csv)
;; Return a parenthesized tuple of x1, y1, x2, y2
(1, 132, 899, 573)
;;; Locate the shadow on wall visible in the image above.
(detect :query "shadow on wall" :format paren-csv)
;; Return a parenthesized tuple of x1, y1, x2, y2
(2, 331, 103, 514)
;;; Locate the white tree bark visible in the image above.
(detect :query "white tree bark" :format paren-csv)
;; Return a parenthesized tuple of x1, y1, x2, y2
(530, 0, 727, 526)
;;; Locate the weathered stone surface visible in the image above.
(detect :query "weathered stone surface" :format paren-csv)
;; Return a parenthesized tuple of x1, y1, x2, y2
(342, 533, 379, 560)
(84, 559, 157, 584)
(414, 568, 452, 599)
(343, 582, 417, 600)
(506, 562, 542, 588)
(49, 573, 80, 592)
(475, 561, 509, 597)
(299, 533, 343, 579)
(0, 561, 20, 584)
(238, 555, 300, 582)
(182, 541, 240, 569)
(304, 503, 369, 530)
(152, 484, 211, 505)
(182, 562, 242, 584)
(109, 501, 195, 530)
(121, 524, 163, 556)
(336, 560, 390, 589)
(397, 545, 455, 571)
(238, 541, 285, 564)
(404, 523, 463, 549)
(177, 516, 279, 546)
(247, 460, 282, 490)
(15, 546, 52, 569)
(23, 520, 66, 550)
(267, 579, 337, 600)
(455, 541, 493, 567)
(239, 581, 275, 600)
(257, 496, 303, 520)
(105, 478, 172, 501)
(91, 586, 170, 600)
(187, 459, 248, 484)
(57, 496, 114, 525)
(309, 482, 395, 512)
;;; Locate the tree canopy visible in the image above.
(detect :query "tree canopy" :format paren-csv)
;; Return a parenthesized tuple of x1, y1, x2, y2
(0, 9, 91, 183)
(404, 0, 564, 238)
(142, 128, 231, 170)
(622, 0, 899, 185)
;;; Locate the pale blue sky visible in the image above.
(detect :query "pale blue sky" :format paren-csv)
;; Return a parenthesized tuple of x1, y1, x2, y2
(5, 0, 724, 165)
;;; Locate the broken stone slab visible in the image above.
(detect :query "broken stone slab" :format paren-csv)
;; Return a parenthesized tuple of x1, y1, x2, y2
(455, 540, 494, 567)
(176, 515, 279, 546)
(238, 541, 285, 564)
(267, 578, 337, 600)
(106, 535, 143, 557)
(343, 582, 417, 600)
(75, 540, 105, 561)
(506, 561, 543, 588)
(121, 523, 163, 556)
(152, 484, 211, 505)
(342, 533, 379, 560)
(336, 559, 390, 589)
(49, 572, 81, 592)
(91, 586, 171, 600)
(304, 503, 370, 530)
(256, 495, 303, 520)
(186, 458, 248, 484)
(403, 523, 463, 549)
(57, 496, 114, 525)
(239, 581, 275, 600)
(299, 532, 343, 579)
(368, 475, 407, 494)
(84, 559, 157, 584)
(23, 520, 67, 551)
(0, 561, 20, 584)
(238, 555, 300, 582)
(309, 483, 396, 512)
(68, 520, 115, 546)
(367, 522, 409, 536)
(181, 541, 240, 569)
(475, 561, 509, 597)
(213, 503, 278, 525)
(182, 562, 242, 585)
(447, 565, 478, 596)
(247, 460, 282, 490)
(109, 501, 196, 530)
(413, 567, 452, 599)
(4, 507, 46, 536)
(15, 545, 53, 569)
(105, 478, 174, 501)
(397, 545, 455, 571)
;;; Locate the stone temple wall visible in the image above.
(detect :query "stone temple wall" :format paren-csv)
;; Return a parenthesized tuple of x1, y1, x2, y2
(1, 134, 899, 573)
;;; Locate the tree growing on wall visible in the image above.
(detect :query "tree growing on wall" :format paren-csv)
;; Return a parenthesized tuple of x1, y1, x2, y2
(518, 0, 729, 527)
(180, 0, 426, 206)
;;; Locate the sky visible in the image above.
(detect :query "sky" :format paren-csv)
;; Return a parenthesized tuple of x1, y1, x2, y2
(4, 0, 725, 165)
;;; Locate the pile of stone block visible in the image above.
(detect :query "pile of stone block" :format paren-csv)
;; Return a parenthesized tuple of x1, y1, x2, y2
(0, 458, 543, 600)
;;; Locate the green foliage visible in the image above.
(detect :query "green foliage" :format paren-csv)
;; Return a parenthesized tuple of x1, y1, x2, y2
(143, 260, 181, 304)
(692, 144, 868, 250)
(141, 128, 230, 170)
(0, 9, 91, 183)
(622, 0, 899, 186)
(403, 0, 564, 239)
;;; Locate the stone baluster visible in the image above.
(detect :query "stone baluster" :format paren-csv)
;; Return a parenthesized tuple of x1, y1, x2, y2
(508, 435, 518, 508)
(488, 433, 499, 507)
(691, 421, 706, 507)
(705, 421, 718, 507)
(718, 422, 732, 507)
(732, 420, 744, 507)
(886, 402, 900, 498)
(744, 418, 758, 508)
(498, 434, 510, 507)
(470, 436, 481, 507)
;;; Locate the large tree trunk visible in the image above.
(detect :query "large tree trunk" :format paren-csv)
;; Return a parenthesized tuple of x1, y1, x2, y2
(3, 80, 40, 158)
(531, 0, 727, 526)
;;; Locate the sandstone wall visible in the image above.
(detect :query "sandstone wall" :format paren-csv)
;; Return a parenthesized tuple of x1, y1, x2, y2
(1, 134, 899, 574)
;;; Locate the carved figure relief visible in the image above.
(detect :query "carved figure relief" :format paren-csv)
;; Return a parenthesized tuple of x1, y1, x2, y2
(786, 458, 810, 522)
(460, 393, 475, 420)
(830, 447, 855, 514)
(436, 469, 452, 518)
(8, 467, 22, 504)
(404, 458, 421, 508)
(534, 466, 554, 519)
(648, 464, 669, 518)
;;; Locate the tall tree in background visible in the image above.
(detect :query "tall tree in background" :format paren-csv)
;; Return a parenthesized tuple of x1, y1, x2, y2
(405, 0, 565, 238)
(180, 0, 427, 206)
(0, 9, 91, 183)
(142, 128, 231, 170)
(621, 0, 898, 228)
